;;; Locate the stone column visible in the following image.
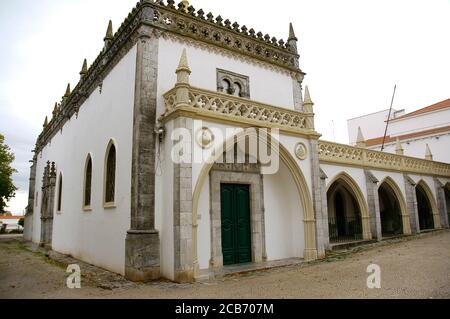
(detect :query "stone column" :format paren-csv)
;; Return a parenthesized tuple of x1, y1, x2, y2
(434, 178, 449, 229)
(173, 117, 194, 283)
(309, 139, 325, 258)
(319, 168, 330, 251)
(39, 163, 49, 247)
(40, 162, 56, 249)
(404, 175, 420, 234)
(125, 20, 161, 282)
(27, 155, 37, 215)
(172, 49, 194, 283)
(365, 170, 382, 240)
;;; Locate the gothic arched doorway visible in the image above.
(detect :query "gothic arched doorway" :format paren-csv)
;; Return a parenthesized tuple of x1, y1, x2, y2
(416, 184, 435, 231)
(327, 174, 370, 243)
(378, 182, 403, 236)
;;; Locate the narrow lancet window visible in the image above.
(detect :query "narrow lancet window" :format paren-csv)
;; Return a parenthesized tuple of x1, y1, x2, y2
(57, 174, 63, 212)
(104, 142, 116, 205)
(84, 155, 92, 208)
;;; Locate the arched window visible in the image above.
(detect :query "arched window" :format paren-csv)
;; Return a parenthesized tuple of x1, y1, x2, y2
(233, 82, 242, 97)
(104, 141, 116, 206)
(221, 79, 231, 94)
(84, 155, 92, 209)
(57, 173, 63, 212)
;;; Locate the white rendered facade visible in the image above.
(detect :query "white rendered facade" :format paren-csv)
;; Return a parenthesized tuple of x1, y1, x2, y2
(348, 99, 450, 163)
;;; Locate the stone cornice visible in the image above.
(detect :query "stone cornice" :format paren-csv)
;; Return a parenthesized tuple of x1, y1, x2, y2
(318, 140, 450, 177)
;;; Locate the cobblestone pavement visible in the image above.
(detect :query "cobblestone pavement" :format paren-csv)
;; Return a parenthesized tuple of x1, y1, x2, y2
(1, 231, 449, 299)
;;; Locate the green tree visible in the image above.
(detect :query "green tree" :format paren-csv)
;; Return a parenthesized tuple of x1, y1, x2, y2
(0, 134, 17, 214)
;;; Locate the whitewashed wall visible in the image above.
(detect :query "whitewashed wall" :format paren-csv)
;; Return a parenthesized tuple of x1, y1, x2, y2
(348, 109, 396, 145)
(263, 160, 305, 260)
(388, 109, 450, 137)
(408, 174, 437, 200)
(155, 120, 175, 280)
(321, 164, 368, 201)
(371, 133, 450, 164)
(29, 45, 137, 275)
(371, 171, 405, 195)
(156, 37, 296, 120)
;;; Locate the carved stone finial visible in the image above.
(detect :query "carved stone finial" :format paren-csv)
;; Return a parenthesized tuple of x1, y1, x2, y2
(80, 59, 88, 78)
(181, 0, 189, 13)
(63, 83, 71, 98)
(303, 86, 313, 106)
(356, 127, 366, 148)
(303, 86, 314, 129)
(50, 162, 56, 178)
(43, 116, 49, 129)
(176, 48, 191, 75)
(104, 20, 113, 41)
(175, 48, 191, 105)
(425, 144, 433, 161)
(395, 138, 404, 155)
(287, 23, 298, 54)
(52, 103, 58, 117)
(288, 23, 298, 41)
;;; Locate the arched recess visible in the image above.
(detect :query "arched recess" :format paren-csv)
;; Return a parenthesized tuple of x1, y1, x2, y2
(83, 153, 93, 210)
(191, 130, 317, 277)
(416, 180, 441, 230)
(57, 172, 63, 212)
(326, 172, 372, 241)
(378, 177, 411, 236)
(103, 139, 117, 207)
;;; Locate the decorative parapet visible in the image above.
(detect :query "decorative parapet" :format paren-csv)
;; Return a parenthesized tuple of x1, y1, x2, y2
(150, 1, 301, 72)
(161, 85, 317, 135)
(318, 140, 450, 177)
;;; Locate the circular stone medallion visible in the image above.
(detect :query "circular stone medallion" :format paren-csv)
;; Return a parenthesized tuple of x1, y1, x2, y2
(196, 127, 215, 149)
(295, 142, 308, 160)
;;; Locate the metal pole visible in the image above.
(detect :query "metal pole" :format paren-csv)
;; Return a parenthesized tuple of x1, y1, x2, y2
(381, 85, 397, 152)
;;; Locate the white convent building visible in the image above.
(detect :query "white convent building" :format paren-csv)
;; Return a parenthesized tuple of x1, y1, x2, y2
(24, 0, 450, 283)
(348, 98, 450, 163)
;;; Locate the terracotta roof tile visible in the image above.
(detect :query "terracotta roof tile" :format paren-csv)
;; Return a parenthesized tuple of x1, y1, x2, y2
(394, 98, 450, 120)
(365, 125, 450, 147)
(0, 216, 23, 220)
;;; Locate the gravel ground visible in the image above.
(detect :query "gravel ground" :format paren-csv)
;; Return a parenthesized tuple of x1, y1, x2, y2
(0, 231, 449, 299)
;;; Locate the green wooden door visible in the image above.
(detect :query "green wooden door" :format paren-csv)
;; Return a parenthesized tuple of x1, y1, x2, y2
(221, 184, 252, 266)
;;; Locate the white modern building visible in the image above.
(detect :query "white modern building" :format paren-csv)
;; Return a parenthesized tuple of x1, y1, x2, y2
(348, 98, 450, 163)
(24, 0, 450, 283)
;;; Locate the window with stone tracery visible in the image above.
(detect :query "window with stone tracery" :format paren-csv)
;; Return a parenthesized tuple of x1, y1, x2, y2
(217, 69, 250, 98)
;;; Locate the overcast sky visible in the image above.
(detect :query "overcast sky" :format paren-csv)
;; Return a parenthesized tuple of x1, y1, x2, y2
(1, 0, 449, 215)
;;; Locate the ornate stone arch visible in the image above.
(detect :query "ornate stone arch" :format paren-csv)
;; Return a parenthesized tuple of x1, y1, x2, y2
(191, 130, 317, 277)
(416, 179, 441, 229)
(378, 176, 411, 235)
(326, 172, 372, 240)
